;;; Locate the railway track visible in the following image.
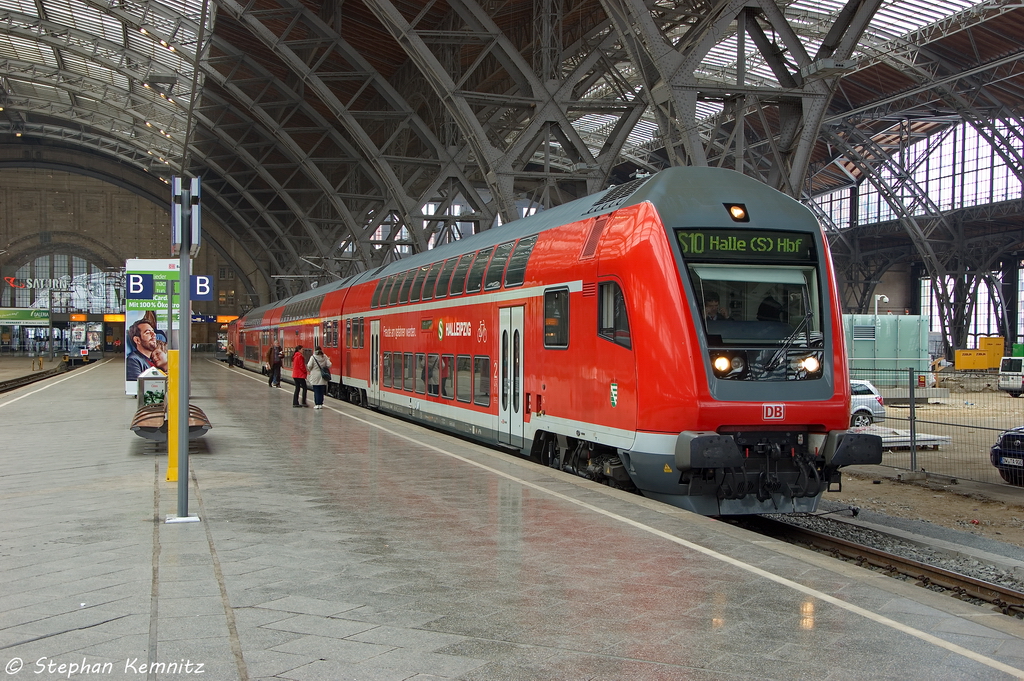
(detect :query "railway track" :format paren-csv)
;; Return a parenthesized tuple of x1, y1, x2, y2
(747, 516, 1024, 616)
(0, 364, 67, 394)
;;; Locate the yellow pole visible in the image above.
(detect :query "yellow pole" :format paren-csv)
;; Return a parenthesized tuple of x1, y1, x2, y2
(166, 349, 179, 481)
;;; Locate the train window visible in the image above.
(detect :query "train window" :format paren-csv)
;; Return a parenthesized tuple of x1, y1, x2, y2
(426, 354, 440, 396)
(456, 355, 472, 402)
(346, 319, 352, 349)
(544, 288, 570, 348)
(473, 356, 491, 406)
(440, 355, 454, 399)
(421, 262, 441, 301)
(382, 276, 397, 307)
(415, 353, 426, 394)
(513, 329, 521, 411)
(434, 259, 457, 299)
(465, 247, 493, 294)
(410, 266, 428, 303)
(403, 353, 414, 391)
(449, 254, 474, 296)
(598, 282, 631, 349)
(371, 279, 386, 308)
(359, 318, 365, 349)
(382, 352, 392, 388)
(504, 235, 537, 288)
(399, 271, 415, 304)
(501, 330, 508, 412)
(485, 241, 514, 291)
(389, 272, 405, 305)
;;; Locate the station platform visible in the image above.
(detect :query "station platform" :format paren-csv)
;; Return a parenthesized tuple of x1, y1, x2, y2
(0, 354, 65, 383)
(4, 357, 1024, 680)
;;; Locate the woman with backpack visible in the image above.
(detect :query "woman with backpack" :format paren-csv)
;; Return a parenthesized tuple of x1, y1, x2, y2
(306, 347, 332, 410)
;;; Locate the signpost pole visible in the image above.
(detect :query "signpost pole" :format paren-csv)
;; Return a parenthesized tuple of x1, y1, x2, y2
(176, 195, 192, 519)
(167, 177, 200, 524)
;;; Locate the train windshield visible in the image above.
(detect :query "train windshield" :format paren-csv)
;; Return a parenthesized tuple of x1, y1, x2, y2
(687, 263, 823, 380)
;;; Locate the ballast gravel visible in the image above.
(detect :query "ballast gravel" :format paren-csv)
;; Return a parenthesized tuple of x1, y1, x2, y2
(767, 512, 1024, 594)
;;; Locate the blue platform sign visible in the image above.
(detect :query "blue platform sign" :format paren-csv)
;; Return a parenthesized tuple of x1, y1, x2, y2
(191, 275, 213, 301)
(126, 273, 155, 300)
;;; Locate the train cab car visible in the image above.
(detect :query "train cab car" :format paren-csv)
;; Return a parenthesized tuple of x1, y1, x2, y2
(230, 166, 882, 516)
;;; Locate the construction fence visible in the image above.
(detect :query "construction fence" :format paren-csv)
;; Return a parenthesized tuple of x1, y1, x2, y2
(848, 367, 1023, 486)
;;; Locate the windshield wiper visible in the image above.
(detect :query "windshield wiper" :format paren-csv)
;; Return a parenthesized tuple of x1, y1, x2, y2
(764, 310, 814, 372)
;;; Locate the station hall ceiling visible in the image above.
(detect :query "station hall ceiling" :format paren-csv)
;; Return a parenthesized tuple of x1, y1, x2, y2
(0, 0, 1022, 294)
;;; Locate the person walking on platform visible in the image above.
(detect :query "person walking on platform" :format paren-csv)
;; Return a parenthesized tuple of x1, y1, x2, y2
(307, 346, 332, 410)
(292, 345, 309, 407)
(226, 341, 236, 367)
(267, 341, 283, 387)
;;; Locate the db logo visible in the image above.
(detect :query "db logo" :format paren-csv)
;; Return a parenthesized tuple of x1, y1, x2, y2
(763, 404, 785, 420)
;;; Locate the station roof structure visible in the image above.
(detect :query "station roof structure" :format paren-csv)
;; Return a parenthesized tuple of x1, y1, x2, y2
(0, 0, 1022, 303)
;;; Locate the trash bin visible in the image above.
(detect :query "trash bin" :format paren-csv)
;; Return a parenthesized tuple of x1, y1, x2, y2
(137, 371, 167, 409)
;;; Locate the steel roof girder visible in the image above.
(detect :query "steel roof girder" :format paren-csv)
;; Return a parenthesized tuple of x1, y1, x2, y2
(186, 103, 314, 271)
(222, 0, 468, 236)
(216, 8, 428, 254)
(199, 87, 355, 259)
(443, 0, 602, 172)
(0, 120, 158, 168)
(0, 60, 188, 141)
(359, 0, 515, 222)
(87, 0, 391, 206)
(83, 0, 387, 266)
(824, 124, 959, 343)
(0, 10, 181, 86)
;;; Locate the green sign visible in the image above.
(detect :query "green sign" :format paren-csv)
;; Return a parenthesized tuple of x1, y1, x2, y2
(676, 229, 816, 261)
(0, 308, 50, 326)
(125, 259, 181, 329)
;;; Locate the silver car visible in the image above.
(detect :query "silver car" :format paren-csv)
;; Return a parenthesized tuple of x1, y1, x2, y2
(850, 379, 886, 428)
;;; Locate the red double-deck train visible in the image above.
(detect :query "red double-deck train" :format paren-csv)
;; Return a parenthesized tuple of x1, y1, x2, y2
(228, 167, 881, 515)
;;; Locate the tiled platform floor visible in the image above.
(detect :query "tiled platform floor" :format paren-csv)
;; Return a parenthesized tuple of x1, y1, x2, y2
(3, 357, 1024, 680)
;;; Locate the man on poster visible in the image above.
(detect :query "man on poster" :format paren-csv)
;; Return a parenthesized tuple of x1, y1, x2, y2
(126, 317, 167, 380)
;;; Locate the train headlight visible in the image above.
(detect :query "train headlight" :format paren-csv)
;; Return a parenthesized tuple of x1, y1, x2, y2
(792, 354, 823, 378)
(724, 203, 749, 222)
(712, 354, 746, 377)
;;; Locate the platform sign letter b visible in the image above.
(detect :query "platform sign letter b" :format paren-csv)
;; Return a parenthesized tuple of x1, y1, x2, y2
(191, 275, 214, 300)
(763, 404, 785, 420)
(126, 273, 154, 300)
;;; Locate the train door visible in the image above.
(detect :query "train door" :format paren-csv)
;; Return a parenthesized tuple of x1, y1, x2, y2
(498, 306, 524, 448)
(369, 320, 380, 407)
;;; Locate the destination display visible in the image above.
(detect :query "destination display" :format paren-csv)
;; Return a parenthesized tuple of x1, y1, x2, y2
(676, 229, 816, 261)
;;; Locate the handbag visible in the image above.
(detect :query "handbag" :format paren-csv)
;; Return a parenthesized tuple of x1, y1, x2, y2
(314, 356, 330, 382)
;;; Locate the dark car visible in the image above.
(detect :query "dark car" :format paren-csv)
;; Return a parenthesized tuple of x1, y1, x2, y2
(991, 427, 1024, 485)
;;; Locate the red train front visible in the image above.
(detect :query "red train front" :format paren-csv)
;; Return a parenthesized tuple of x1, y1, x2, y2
(231, 167, 882, 516)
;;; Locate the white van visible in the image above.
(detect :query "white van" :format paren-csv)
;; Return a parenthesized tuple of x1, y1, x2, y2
(998, 357, 1024, 397)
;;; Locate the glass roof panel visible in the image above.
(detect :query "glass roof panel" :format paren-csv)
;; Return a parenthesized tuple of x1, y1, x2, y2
(14, 82, 65, 102)
(0, 0, 39, 15)
(0, 34, 58, 67)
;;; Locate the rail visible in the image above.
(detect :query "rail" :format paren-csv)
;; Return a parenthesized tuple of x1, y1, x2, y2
(0, 362, 68, 394)
(750, 517, 1024, 616)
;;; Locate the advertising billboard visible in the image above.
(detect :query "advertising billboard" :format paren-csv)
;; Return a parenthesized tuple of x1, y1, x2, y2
(124, 259, 180, 396)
